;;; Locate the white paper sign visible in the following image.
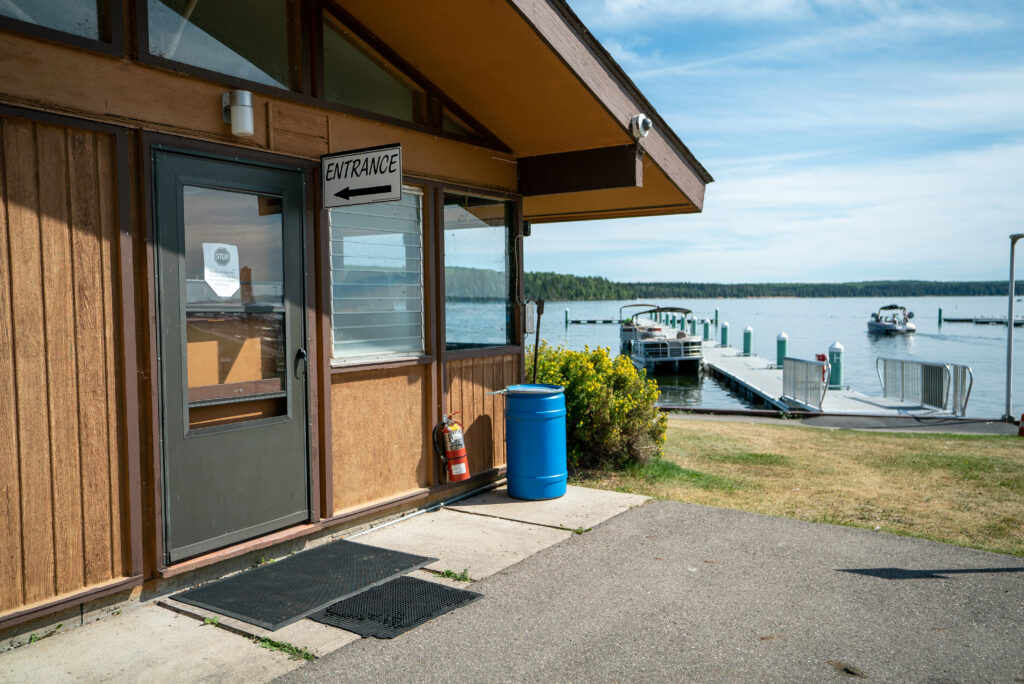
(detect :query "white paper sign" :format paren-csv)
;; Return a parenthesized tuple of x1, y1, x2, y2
(202, 243, 240, 298)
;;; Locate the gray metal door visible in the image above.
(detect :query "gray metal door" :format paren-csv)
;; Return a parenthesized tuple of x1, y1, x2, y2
(154, 149, 309, 563)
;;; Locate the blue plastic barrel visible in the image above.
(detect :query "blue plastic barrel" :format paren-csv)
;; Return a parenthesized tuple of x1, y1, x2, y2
(504, 384, 567, 500)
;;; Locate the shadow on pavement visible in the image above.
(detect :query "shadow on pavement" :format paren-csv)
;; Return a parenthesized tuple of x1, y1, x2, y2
(838, 567, 1024, 580)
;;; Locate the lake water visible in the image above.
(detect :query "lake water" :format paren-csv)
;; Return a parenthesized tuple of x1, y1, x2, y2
(526, 296, 1023, 419)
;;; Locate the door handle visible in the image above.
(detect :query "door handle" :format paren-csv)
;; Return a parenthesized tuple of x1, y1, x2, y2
(294, 347, 308, 380)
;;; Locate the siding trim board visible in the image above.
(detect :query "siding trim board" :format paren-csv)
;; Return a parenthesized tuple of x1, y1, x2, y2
(0, 574, 143, 632)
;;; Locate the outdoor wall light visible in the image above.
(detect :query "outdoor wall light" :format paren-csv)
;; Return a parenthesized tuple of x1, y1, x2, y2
(222, 90, 254, 137)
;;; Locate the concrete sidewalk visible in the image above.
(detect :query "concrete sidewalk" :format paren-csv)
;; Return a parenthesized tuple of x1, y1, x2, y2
(0, 485, 646, 683)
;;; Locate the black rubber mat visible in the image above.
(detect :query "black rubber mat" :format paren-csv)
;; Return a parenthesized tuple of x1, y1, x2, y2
(310, 575, 482, 639)
(174, 540, 434, 630)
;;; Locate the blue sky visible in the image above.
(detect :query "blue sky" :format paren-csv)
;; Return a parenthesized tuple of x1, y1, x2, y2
(525, 0, 1024, 283)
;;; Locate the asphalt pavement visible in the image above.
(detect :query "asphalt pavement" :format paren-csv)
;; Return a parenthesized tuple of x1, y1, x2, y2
(277, 500, 1024, 683)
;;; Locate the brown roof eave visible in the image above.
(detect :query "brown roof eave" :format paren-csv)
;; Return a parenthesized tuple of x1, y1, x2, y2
(544, 0, 714, 186)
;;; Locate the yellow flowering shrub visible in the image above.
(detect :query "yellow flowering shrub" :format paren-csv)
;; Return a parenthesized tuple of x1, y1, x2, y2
(531, 342, 666, 471)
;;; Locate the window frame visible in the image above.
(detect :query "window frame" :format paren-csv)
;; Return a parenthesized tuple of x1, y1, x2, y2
(0, 1, 509, 151)
(130, 0, 508, 151)
(0, 0, 125, 57)
(441, 190, 519, 354)
(135, 0, 308, 96)
(319, 10, 430, 128)
(328, 183, 430, 368)
(315, 3, 505, 151)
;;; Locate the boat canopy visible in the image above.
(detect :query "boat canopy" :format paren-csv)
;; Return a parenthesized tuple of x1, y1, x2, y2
(619, 303, 659, 320)
(630, 306, 693, 322)
(878, 304, 907, 311)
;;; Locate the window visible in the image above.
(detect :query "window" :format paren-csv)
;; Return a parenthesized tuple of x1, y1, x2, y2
(146, 0, 295, 89)
(321, 13, 426, 125)
(329, 187, 424, 362)
(181, 186, 286, 406)
(442, 109, 480, 140)
(0, 0, 115, 46)
(444, 193, 514, 351)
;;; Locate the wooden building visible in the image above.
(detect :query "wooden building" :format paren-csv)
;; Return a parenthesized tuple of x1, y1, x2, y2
(0, 0, 711, 632)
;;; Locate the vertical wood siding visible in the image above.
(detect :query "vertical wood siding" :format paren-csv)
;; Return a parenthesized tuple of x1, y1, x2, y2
(0, 117, 129, 614)
(445, 354, 521, 473)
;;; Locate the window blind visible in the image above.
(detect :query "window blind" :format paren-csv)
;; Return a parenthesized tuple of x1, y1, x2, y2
(329, 187, 424, 361)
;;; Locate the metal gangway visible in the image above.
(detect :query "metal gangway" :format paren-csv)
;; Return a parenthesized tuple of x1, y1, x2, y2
(781, 356, 830, 410)
(875, 357, 974, 416)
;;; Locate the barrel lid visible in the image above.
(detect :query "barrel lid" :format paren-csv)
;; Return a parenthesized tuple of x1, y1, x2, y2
(505, 384, 565, 395)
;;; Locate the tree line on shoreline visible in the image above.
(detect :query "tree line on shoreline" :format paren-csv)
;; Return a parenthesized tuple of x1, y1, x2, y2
(525, 271, 1022, 300)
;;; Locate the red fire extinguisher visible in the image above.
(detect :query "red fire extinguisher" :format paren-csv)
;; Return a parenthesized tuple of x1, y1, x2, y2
(434, 412, 470, 482)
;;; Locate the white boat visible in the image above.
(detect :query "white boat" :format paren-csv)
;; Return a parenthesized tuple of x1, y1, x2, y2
(618, 303, 659, 352)
(619, 305, 702, 373)
(868, 304, 916, 334)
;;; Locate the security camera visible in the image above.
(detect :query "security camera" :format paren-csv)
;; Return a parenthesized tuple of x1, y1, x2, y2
(630, 113, 653, 139)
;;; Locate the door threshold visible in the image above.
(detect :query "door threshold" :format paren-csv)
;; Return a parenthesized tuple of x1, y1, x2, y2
(159, 523, 318, 578)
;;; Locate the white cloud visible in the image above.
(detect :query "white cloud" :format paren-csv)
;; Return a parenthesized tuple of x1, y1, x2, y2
(526, 142, 1024, 282)
(654, 64, 1024, 165)
(580, 0, 815, 24)
(577, 0, 1006, 32)
(631, 10, 1006, 80)
(600, 39, 652, 68)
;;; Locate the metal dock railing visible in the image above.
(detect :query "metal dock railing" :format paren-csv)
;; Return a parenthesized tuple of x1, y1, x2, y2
(876, 357, 973, 416)
(701, 345, 969, 416)
(781, 356, 829, 410)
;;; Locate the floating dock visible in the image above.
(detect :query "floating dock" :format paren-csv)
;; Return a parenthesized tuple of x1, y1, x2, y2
(941, 316, 1024, 326)
(701, 345, 952, 415)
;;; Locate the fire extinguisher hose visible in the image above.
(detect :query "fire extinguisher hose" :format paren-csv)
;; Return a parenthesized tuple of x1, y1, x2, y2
(431, 420, 445, 462)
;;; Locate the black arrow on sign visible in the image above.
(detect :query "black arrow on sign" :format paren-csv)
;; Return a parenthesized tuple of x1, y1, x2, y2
(334, 184, 392, 201)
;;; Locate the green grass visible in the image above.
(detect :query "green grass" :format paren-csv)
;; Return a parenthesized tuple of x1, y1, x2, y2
(707, 451, 791, 466)
(440, 568, 472, 582)
(253, 637, 315, 661)
(576, 420, 1024, 556)
(626, 457, 747, 491)
(860, 438, 1024, 492)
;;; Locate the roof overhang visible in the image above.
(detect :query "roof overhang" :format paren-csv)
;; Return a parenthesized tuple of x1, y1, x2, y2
(337, 0, 712, 223)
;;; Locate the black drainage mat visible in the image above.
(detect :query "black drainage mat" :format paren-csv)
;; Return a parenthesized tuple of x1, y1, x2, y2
(174, 540, 434, 631)
(310, 575, 482, 639)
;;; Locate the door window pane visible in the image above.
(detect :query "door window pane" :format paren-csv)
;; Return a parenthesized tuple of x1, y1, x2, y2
(182, 186, 287, 412)
(329, 188, 424, 361)
(444, 193, 513, 350)
(0, 0, 108, 41)
(148, 0, 292, 89)
(322, 14, 424, 124)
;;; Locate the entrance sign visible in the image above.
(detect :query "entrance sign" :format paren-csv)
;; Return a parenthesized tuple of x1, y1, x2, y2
(322, 144, 402, 208)
(202, 242, 240, 298)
